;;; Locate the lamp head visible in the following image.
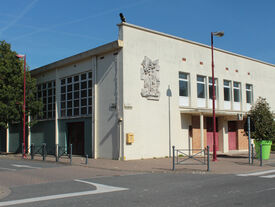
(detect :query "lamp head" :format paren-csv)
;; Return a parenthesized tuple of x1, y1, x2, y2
(16, 54, 25, 58)
(213, 31, 224, 37)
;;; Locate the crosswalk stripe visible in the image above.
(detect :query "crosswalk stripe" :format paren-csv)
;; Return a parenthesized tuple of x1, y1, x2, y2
(260, 174, 275, 178)
(236, 169, 275, 177)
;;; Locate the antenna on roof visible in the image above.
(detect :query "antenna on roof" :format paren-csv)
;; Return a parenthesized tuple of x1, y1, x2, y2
(119, 13, 126, 23)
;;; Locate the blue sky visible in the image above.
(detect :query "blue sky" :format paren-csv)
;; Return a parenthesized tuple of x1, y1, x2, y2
(0, 0, 274, 69)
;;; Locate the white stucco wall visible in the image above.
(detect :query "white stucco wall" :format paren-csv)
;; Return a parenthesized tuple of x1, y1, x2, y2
(96, 51, 121, 159)
(119, 23, 275, 160)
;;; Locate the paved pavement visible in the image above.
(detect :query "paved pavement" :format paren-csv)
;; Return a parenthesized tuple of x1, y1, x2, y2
(1, 152, 275, 203)
(2, 152, 275, 175)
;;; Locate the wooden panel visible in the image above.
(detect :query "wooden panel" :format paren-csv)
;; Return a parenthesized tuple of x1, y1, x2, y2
(228, 121, 237, 150)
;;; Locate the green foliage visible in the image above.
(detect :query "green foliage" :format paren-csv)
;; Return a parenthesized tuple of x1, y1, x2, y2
(249, 97, 275, 141)
(0, 40, 43, 128)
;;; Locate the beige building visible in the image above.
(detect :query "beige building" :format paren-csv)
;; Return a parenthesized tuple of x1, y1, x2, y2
(2, 22, 274, 160)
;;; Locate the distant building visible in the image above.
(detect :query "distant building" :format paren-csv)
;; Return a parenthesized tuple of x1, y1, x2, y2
(1, 23, 275, 159)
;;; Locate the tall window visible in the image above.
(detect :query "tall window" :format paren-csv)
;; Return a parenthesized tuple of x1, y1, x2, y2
(60, 72, 92, 117)
(197, 75, 206, 98)
(246, 84, 253, 104)
(179, 72, 189, 97)
(233, 82, 241, 102)
(37, 81, 56, 119)
(209, 78, 218, 100)
(223, 80, 231, 101)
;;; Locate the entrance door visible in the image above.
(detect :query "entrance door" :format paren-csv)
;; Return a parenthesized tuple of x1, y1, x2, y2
(206, 117, 219, 152)
(67, 122, 84, 155)
(228, 121, 237, 150)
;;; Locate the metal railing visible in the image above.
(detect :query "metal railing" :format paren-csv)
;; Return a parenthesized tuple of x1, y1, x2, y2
(172, 146, 210, 171)
(24, 143, 72, 165)
(30, 143, 47, 161)
(56, 144, 72, 165)
(251, 143, 263, 166)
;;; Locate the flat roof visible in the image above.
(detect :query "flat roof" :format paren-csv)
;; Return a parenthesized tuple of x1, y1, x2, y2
(31, 40, 123, 76)
(118, 22, 275, 68)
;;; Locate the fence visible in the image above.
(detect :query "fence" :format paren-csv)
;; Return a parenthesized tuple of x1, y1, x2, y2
(251, 143, 263, 166)
(23, 143, 72, 164)
(172, 146, 210, 171)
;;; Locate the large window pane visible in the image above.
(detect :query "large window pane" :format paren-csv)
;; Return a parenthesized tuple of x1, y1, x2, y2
(59, 72, 92, 117)
(233, 82, 240, 102)
(246, 84, 253, 104)
(37, 80, 56, 119)
(197, 76, 205, 98)
(224, 80, 231, 101)
(179, 81, 188, 96)
(209, 78, 217, 100)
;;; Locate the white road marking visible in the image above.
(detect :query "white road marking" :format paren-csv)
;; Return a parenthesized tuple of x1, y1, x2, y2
(256, 187, 275, 193)
(0, 180, 128, 206)
(236, 169, 275, 177)
(0, 167, 16, 171)
(11, 164, 41, 169)
(260, 174, 275, 178)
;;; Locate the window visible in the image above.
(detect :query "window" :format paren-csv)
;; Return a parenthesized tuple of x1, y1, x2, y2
(179, 72, 189, 97)
(60, 72, 92, 117)
(37, 80, 56, 119)
(223, 80, 231, 101)
(209, 78, 218, 100)
(246, 84, 253, 104)
(233, 82, 241, 102)
(197, 75, 206, 98)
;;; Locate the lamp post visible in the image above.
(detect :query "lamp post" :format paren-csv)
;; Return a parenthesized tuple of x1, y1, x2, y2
(16, 54, 26, 158)
(211, 31, 224, 161)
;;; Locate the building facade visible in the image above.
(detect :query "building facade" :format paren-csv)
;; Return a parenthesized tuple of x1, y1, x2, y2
(1, 23, 275, 160)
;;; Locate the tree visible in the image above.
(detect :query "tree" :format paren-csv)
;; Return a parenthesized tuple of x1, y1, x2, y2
(0, 40, 42, 129)
(249, 97, 275, 141)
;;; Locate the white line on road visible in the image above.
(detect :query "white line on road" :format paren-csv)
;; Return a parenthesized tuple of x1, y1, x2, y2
(11, 164, 41, 169)
(0, 167, 16, 171)
(236, 169, 275, 177)
(260, 174, 275, 178)
(256, 187, 275, 193)
(0, 180, 128, 207)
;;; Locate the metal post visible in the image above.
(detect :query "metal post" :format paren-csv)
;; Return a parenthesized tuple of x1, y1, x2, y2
(42, 143, 46, 161)
(248, 116, 251, 164)
(56, 144, 59, 162)
(167, 85, 172, 158)
(172, 146, 175, 171)
(70, 144, 72, 165)
(86, 154, 88, 165)
(260, 144, 263, 166)
(251, 144, 254, 164)
(207, 146, 210, 171)
(211, 32, 217, 161)
(204, 148, 206, 164)
(22, 143, 24, 158)
(31, 144, 34, 160)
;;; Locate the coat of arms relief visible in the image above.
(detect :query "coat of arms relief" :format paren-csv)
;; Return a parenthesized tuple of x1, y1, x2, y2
(140, 56, 160, 100)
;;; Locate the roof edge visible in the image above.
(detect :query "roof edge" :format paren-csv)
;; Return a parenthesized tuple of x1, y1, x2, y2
(118, 22, 275, 68)
(31, 40, 123, 76)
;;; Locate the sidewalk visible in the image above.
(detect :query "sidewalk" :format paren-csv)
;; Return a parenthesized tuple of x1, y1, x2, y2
(2, 152, 275, 175)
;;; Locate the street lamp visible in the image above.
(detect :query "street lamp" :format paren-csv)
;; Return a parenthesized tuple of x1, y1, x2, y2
(16, 54, 26, 158)
(211, 31, 224, 161)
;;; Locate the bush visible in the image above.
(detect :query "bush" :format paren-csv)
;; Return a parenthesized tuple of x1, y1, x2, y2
(272, 144, 275, 151)
(249, 97, 275, 141)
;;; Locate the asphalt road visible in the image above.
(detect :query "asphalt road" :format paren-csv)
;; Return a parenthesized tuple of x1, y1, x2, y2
(0, 157, 64, 172)
(1, 161, 275, 207)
